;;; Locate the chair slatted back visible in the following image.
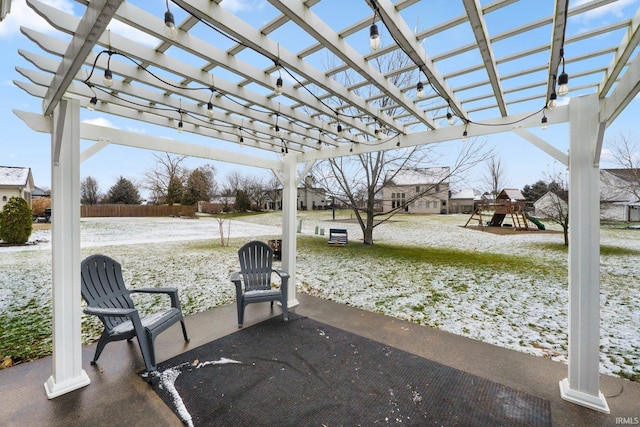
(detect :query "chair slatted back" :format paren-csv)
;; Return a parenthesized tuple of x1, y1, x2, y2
(81, 254, 136, 330)
(238, 241, 273, 292)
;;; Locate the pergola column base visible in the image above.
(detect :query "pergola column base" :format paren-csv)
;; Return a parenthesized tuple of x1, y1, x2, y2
(44, 371, 91, 399)
(559, 378, 610, 414)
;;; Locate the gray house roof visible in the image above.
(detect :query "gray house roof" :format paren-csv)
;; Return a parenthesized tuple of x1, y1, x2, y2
(385, 167, 450, 186)
(0, 166, 32, 187)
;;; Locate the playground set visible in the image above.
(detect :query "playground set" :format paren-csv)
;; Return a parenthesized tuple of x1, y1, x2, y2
(464, 189, 545, 231)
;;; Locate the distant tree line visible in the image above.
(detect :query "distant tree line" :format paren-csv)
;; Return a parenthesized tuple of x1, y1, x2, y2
(80, 153, 278, 212)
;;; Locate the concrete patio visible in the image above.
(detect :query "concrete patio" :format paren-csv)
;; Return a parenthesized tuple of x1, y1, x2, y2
(0, 293, 637, 426)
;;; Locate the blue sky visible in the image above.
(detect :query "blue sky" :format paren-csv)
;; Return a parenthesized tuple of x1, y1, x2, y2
(1, 0, 639, 198)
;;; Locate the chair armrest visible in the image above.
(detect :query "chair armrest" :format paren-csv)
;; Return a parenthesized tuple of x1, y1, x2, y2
(273, 269, 289, 279)
(131, 287, 178, 294)
(231, 271, 243, 292)
(84, 306, 137, 317)
(131, 287, 181, 310)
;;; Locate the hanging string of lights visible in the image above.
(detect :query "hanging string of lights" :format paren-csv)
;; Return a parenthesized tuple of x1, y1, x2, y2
(366, 0, 567, 135)
(85, 0, 566, 149)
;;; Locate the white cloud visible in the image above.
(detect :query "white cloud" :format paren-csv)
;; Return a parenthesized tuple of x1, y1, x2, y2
(82, 117, 119, 129)
(0, 0, 75, 39)
(106, 19, 159, 48)
(126, 126, 147, 134)
(571, 0, 639, 23)
(220, 0, 265, 13)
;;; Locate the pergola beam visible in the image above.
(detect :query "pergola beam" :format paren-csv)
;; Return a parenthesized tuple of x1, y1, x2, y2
(462, 0, 507, 116)
(368, 0, 468, 120)
(598, 6, 640, 97)
(269, 0, 438, 130)
(173, 0, 406, 134)
(26, 0, 123, 116)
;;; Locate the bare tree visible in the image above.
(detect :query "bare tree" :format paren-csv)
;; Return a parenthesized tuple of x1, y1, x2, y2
(244, 175, 273, 211)
(482, 155, 506, 202)
(602, 133, 640, 202)
(144, 153, 187, 205)
(313, 45, 489, 245)
(535, 171, 569, 245)
(80, 176, 101, 205)
(316, 142, 488, 245)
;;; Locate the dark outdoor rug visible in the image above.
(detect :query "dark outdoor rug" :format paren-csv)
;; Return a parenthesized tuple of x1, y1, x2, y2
(144, 314, 551, 427)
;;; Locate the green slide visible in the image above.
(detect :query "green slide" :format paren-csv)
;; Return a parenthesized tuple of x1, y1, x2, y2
(526, 214, 546, 230)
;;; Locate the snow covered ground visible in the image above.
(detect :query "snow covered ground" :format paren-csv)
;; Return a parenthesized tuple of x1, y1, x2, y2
(1, 212, 638, 381)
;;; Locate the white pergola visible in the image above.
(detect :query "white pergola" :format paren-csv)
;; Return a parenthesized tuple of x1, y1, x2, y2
(11, 0, 640, 413)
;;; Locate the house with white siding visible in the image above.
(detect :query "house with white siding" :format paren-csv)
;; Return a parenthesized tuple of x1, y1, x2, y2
(381, 167, 450, 214)
(600, 169, 640, 221)
(0, 166, 35, 210)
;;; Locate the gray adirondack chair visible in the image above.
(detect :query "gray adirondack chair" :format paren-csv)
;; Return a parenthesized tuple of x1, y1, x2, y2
(80, 254, 189, 371)
(231, 241, 289, 327)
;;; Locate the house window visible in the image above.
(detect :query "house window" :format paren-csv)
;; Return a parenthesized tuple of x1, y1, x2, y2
(415, 186, 420, 193)
(2, 196, 6, 202)
(435, 184, 440, 192)
(391, 192, 406, 209)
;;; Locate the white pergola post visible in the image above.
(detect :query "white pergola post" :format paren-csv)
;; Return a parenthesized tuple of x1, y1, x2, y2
(281, 153, 299, 307)
(44, 98, 90, 398)
(559, 94, 609, 413)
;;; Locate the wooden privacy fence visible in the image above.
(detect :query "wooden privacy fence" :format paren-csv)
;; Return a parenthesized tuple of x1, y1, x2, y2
(81, 204, 197, 217)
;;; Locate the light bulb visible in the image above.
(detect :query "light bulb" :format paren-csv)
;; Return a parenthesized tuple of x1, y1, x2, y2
(207, 101, 214, 119)
(416, 82, 424, 98)
(275, 76, 283, 96)
(103, 68, 113, 88)
(177, 120, 183, 133)
(375, 129, 381, 140)
(541, 116, 548, 130)
(557, 72, 569, 97)
(548, 92, 557, 110)
(461, 130, 468, 143)
(446, 112, 454, 126)
(165, 11, 177, 40)
(88, 96, 97, 111)
(337, 123, 343, 134)
(369, 24, 380, 51)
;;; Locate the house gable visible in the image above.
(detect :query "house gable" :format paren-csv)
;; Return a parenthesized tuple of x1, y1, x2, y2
(0, 166, 35, 209)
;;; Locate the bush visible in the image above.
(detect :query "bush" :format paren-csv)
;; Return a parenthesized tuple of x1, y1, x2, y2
(0, 197, 33, 244)
(31, 197, 51, 217)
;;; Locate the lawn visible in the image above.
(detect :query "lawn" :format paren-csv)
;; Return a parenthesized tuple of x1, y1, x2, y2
(0, 211, 638, 381)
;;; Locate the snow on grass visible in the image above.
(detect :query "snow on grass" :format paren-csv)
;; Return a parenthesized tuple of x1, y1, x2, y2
(1, 212, 638, 381)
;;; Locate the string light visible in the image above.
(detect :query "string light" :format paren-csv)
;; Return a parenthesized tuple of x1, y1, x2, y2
(88, 96, 98, 111)
(102, 67, 113, 87)
(557, 48, 569, 97)
(461, 130, 467, 142)
(548, 92, 557, 110)
(541, 112, 548, 130)
(275, 76, 283, 96)
(369, 22, 380, 51)
(416, 81, 424, 98)
(206, 101, 214, 119)
(177, 108, 184, 133)
(164, 0, 177, 40)
(446, 112, 454, 126)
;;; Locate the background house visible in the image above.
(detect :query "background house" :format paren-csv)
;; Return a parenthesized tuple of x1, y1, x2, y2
(449, 188, 478, 214)
(0, 166, 34, 210)
(273, 176, 327, 211)
(600, 169, 640, 221)
(381, 167, 450, 214)
(533, 191, 568, 218)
